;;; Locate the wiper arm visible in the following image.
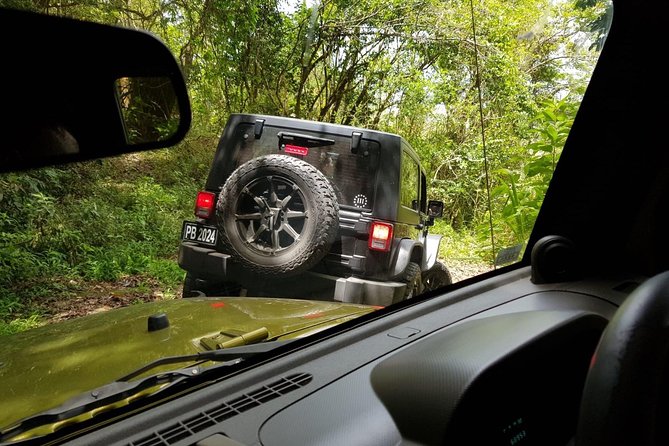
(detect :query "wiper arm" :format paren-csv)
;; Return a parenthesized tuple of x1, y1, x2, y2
(0, 340, 294, 442)
(120, 338, 290, 381)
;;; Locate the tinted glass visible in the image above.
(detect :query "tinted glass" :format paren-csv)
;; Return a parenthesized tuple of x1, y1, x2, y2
(400, 151, 419, 210)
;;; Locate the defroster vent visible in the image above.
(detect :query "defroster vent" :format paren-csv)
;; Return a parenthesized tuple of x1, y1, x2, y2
(130, 373, 313, 446)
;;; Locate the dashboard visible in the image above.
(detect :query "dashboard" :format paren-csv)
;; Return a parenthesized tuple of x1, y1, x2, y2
(68, 266, 641, 446)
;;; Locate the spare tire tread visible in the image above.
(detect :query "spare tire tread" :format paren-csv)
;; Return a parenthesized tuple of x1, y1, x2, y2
(216, 154, 339, 278)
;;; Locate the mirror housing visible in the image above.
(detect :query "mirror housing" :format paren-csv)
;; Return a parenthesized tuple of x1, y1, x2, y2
(425, 200, 444, 227)
(427, 200, 445, 218)
(0, 8, 191, 173)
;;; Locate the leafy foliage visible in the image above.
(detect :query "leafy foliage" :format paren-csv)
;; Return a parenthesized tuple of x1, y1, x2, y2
(490, 97, 576, 250)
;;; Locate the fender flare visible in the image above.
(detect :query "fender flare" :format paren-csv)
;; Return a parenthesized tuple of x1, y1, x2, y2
(391, 238, 425, 278)
(422, 233, 443, 271)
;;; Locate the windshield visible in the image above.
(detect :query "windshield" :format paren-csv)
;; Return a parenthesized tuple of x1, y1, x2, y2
(0, 0, 612, 440)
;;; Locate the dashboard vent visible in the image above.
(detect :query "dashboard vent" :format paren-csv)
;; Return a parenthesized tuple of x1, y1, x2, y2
(129, 373, 313, 446)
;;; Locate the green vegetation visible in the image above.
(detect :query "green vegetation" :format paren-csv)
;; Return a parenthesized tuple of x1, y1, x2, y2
(0, 142, 216, 333)
(0, 0, 610, 333)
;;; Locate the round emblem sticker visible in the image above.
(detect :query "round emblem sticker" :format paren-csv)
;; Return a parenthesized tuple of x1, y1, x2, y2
(353, 194, 368, 208)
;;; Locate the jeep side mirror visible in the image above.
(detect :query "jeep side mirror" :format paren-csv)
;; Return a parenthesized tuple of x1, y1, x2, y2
(427, 200, 444, 218)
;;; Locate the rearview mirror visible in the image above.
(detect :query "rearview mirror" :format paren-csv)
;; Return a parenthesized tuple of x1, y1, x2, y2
(0, 8, 191, 173)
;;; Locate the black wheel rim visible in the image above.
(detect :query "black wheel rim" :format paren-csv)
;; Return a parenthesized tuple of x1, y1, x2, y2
(424, 274, 437, 292)
(423, 269, 449, 292)
(233, 175, 308, 255)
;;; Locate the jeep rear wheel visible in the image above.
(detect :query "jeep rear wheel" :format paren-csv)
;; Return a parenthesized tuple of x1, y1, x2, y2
(402, 262, 424, 301)
(217, 154, 339, 277)
(422, 261, 452, 292)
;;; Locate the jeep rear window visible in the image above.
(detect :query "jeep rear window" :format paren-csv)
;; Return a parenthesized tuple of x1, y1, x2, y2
(228, 123, 379, 210)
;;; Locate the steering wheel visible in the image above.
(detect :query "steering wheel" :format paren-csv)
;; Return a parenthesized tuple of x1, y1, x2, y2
(576, 271, 669, 446)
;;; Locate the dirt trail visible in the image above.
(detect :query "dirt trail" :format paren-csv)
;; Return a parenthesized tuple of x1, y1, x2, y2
(43, 261, 494, 324)
(447, 259, 495, 282)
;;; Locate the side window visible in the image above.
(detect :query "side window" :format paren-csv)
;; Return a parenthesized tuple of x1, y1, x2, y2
(420, 172, 427, 213)
(401, 151, 419, 210)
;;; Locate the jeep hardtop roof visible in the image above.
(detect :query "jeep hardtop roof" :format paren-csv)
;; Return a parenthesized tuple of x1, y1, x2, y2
(222, 113, 405, 144)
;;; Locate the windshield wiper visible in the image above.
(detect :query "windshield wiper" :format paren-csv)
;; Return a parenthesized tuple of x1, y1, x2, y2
(120, 338, 290, 381)
(0, 340, 294, 442)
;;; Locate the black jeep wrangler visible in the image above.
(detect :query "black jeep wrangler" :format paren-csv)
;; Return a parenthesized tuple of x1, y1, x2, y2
(178, 114, 452, 305)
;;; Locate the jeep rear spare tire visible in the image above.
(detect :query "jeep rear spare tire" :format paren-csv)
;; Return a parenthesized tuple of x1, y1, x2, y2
(217, 154, 339, 277)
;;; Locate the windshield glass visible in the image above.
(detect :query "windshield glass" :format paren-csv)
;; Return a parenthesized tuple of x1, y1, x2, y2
(0, 0, 612, 439)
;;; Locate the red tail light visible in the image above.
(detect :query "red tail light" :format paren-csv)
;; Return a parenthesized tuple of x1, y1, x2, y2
(368, 221, 393, 252)
(195, 191, 216, 218)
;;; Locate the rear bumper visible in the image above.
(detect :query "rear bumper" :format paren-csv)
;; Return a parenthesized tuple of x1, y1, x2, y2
(332, 275, 405, 306)
(178, 242, 234, 279)
(179, 242, 406, 306)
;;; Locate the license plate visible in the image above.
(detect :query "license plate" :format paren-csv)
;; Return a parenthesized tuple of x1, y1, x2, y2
(182, 221, 218, 246)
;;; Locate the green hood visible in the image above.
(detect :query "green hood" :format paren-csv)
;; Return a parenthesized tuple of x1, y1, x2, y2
(0, 297, 377, 436)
